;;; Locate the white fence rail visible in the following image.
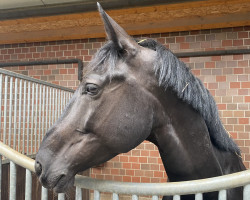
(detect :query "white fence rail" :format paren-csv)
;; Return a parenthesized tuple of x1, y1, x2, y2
(1, 141, 250, 200)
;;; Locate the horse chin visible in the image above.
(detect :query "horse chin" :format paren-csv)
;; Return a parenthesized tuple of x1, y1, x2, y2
(53, 175, 75, 193)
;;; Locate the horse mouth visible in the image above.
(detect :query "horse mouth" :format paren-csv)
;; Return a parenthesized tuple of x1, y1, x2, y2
(53, 175, 75, 193)
(40, 174, 75, 193)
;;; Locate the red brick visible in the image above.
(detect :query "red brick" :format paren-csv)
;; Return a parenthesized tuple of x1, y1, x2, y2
(122, 163, 131, 169)
(132, 177, 140, 183)
(216, 76, 226, 82)
(217, 104, 226, 110)
(239, 118, 249, 124)
(233, 39, 243, 46)
(120, 156, 129, 162)
(44, 70, 52, 75)
(230, 82, 240, 88)
(154, 171, 164, 178)
(132, 163, 140, 170)
(241, 82, 250, 88)
(245, 96, 250, 103)
(139, 157, 147, 163)
(180, 43, 189, 49)
(222, 40, 233, 46)
(238, 32, 248, 38)
(205, 62, 215, 68)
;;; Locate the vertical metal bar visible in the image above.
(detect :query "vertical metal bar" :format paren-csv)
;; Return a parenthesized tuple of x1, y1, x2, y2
(25, 169, 32, 200)
(41, 187, 48, 200)
(152, 196, 159, 200)
(9, 161, 17, 200)
(0, 74, 2, 200)
(94, 190, 100, 200)
(38, 85, 42, 147)
(3, 75, 8, 144)
(112, 193, 119, 200)
(30, 83, 35, 154)
(58, 193, 65, 200)
(18, 79, 22, 152)
(52, 88, 55, 124)
(195, 193, 203, 200)
(22, 81, 27, 153)
(48, 88, 52, 127)
(13, 78, 18, 150)
(131, 194, 138, 200)
(55, 89, 58, 121)
(0, 155, 2, 200)
(42, 86, 45, 139)
(45, 87, 49, 134)
(60, 91, 64, 115)
(173, 195, 180, 200)
(26, 82, 31, 155)
(34, 84, 38, 152)
(75, 187, 82, 200)
(244, 184, 250, 200)
(218, 190, 226, 200)
(8, 77, 13, 147)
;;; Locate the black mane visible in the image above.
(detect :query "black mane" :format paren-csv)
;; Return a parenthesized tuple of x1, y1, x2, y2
(138, 38, 240, 155)
(88, 38, 240, 155)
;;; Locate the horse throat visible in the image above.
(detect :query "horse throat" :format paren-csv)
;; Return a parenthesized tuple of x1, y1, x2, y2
(147, 89, 223, 182)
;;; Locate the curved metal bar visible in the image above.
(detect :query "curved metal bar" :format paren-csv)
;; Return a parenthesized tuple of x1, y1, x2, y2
(0, 68, 75, 92)
(1, 141, 250, 196)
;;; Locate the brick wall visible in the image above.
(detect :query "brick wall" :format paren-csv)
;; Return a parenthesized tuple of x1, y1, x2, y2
(0, 27, 250, 187)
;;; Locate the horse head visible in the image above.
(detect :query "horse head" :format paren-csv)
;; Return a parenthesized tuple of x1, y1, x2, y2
(35, 3, 160, 192)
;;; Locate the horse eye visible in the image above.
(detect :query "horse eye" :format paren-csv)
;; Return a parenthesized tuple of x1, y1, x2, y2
(84, 83, 99, 96)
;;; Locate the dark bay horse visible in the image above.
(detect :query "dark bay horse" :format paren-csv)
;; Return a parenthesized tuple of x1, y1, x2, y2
(35, 3, 246, 200)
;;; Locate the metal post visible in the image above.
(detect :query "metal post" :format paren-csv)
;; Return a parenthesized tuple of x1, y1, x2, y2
(45, 87, 49, 135)
(42, 86, 45, 139)
(113, 193, 119, 200)
(195, 193, 203, 200)
(9, 161, 17, 200)
(152, 196, 159, 200)
(26, 82, 31, 154)
(75, 187, 82, 200)
(0, 74, 2, 200)
(25, 169, 32, 200)
(131, 194, 138, 200)
(17, 79, 22, 152)
(22, 81, 27, 153)
(94, 190, 100, 200)
(173, 195, 180, 200)
(218, 190, 226, 200)
(38, 85, 42, 146)
(34, 84, 38, 152)
(58, 193, 65, 200)
(8, 77, 13, 147)
(244, 184, 250, 200)
(13, 78, 18, 150)
(49, 88, 52, 127)
(30, 83, 35, 154)
(0, 155, 2, 200)
(3, 76, 8, 144)
(41, 187, 48, 200)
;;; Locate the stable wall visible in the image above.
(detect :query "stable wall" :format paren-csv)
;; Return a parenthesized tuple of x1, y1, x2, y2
(0, 26, 250, 185)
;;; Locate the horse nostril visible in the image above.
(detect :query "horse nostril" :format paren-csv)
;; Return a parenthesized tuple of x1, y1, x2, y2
(35, 161, 42, 176)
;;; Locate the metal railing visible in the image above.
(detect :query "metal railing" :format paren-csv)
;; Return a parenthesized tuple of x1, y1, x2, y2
(1, 68, 250, 200)
(0, 68, 74, 155)
(1, 141, 250, 200)
(0, 68, 74, 200)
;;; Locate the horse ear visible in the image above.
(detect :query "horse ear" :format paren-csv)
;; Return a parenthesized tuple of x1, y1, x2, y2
(97, 2, 139, 55)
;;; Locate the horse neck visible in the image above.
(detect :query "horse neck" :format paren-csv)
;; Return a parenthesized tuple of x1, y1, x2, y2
(148, 88, 223, 182)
